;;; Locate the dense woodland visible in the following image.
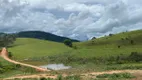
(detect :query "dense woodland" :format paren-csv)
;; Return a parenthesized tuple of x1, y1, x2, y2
(17, 31, 79, 42)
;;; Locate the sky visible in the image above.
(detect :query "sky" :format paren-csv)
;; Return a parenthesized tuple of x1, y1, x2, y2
(0, 0, 142, 41)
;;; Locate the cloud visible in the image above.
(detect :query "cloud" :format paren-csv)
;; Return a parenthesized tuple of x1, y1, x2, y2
(0, 0, 142, 41)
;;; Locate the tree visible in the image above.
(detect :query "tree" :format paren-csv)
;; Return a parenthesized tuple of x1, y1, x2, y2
(63, 39, 72, 47)
(91, 37, 96, 40)
(0, 33, 16, 47)
(109, 34, 114, 36)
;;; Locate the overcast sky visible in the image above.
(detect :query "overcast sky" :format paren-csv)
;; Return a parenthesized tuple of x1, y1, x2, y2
(0, 0, 142, 41)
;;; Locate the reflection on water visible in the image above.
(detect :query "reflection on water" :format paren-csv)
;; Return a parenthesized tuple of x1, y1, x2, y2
(40, 63, 71, 70)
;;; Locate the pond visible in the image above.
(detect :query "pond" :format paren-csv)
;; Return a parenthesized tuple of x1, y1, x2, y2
(40, 63, 71, 70)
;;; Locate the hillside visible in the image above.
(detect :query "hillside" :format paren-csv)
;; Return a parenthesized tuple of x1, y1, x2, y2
(17, 31, 79, 43)
(7, 30, 142, 63)
(72, 30, 142, 58)
(8, 30, 142, 59)
(8, 38, 72, 60)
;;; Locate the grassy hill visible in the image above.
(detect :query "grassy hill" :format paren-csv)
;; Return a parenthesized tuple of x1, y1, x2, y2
(7, 30, 142, 65)
(8, 38, 72, 60)
(8, 30, 142, 59)
(72, 30, 142, 58)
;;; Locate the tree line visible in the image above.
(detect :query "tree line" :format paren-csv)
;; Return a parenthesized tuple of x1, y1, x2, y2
(0, 33, 16, 47)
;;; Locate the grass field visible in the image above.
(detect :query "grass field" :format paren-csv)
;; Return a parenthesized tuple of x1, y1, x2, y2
(8, 38, 72, 60)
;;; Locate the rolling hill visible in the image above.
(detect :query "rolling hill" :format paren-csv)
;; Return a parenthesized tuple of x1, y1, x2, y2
(2, 30, 142, 78)
(72, 30, 142, 58)
(8, 38, 72, 60)
(17, 31, 79, 43)
(8, 30, 142, 60)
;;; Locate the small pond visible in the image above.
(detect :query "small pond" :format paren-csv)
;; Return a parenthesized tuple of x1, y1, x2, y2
(40, 64, 71, 70)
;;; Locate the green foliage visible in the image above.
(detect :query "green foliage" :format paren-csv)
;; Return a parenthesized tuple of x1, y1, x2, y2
(15, 64, 21, 68)
(0, 57, 20, 74)
(0, 33, 16, 47)
(105, 63, 142, 70)
(64, 39, 72, 47)
(47, 52, 142, 65)
(57, 75, 63, 80)
(8, 52, 13, 58)
(96, 73, 135, 79)
(17, 31, 79, 43)
(40, 77, 48, 80)
(65, 75, 81, 80)
(129, 52, 142, 62)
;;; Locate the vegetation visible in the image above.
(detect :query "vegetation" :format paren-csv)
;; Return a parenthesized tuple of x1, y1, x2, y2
(96, 73, 135, 79)
(72, 30, 142, 58)
(63, 39, 72, 47)
(0, 57, 19, 74)
(1, 30, 142, 79)
(7, 30, 142, 61)
(12, 75, 81, 80)
(17, 31, 79, 43)
(10, 73, 135, 80)
(8, 38, 72, 60)
(0, 57, 37, 78)
(47, 52, 142, 64)
(0, 33, 16, 47)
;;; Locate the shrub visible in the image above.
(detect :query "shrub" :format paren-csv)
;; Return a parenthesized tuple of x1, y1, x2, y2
(15, 64, 21, 68)
(129, 52, 142, 62)
(65, 75, 81, 80)
(0, 68, 4, 73)
(118, 45, 121, 48)
(96, 73, 135, 79)
(40, 77, 47, 80)
(130, 40, 134, 44)
(63, 39, 72, 47)
(8, 52, 13, 58)
(57, 75, 63, 80)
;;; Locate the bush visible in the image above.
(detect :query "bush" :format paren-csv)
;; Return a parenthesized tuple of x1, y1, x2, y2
(129, 52, 142, 62)
(8, 52, 13, 58)
(0, 68, 4, 73)
(15, 64, 21, 68)
(63, 39, 72, 47)
(40, 77, 47, 80)
(57, 75, 63, 80)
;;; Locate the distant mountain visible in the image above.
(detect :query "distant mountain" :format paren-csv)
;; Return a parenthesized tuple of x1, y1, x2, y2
(17, 31, 79, 42)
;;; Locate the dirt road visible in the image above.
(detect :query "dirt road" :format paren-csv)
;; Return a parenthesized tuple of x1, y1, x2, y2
(3, 70, 142, 80)
(0, 48, 50, 72)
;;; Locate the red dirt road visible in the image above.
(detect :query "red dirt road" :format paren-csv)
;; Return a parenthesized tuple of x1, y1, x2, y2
(0, 48, 50, 72)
